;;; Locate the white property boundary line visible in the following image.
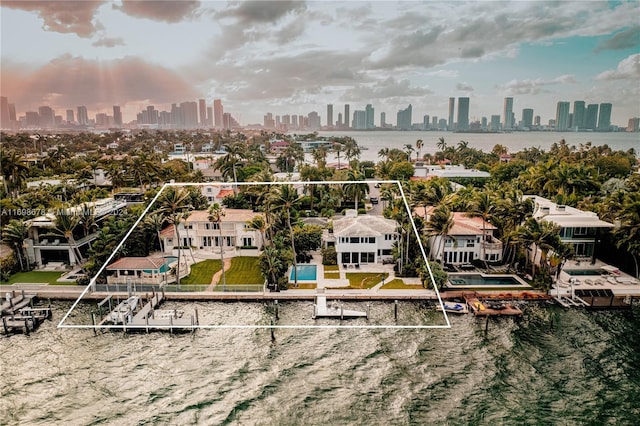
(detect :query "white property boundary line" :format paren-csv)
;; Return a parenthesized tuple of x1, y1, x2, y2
(58, 180, 451, 329)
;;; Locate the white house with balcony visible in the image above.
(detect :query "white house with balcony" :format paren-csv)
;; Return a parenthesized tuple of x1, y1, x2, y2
(160, 209, 264, 257)
(524, 195, 615, 261)
(328, 210, 397, 265)
(415, 209, 503, 265)
(25, 197, 127, 267)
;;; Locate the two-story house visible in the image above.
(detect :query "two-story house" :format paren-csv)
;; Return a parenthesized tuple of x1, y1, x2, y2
(329, 210, 398, 265)
(524, 195, 615, 262)
(417, 209, 503, 265)
(160, 209, 264, 257)
(25, 197, 128, 267)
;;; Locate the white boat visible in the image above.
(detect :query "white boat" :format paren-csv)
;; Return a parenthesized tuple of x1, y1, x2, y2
(109, 296, 140, 324)
(437, 302, 469, 314)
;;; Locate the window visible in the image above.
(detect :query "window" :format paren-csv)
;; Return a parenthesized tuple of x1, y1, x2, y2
(369, 237, 375, 244)
(202, 236, 212, 247)
(350, 237, 359, 243)
(213, 223, 220, 230)
(342, 252, 350, 263)
(382, 249, 392, 256)
(226, 236, 233, 247)
(205, 223, 212, 230)
(207, 187, 212, 193)
(574, 227, 588, 236)
(243, 237, 252, 247)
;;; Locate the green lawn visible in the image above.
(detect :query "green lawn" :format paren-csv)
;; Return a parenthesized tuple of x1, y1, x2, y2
(3, 271, 64, 285)
(324, 271, 341, 279)
(324, 265, 339, 271)
(381, 279, 424, 289)
(181, 259, 222, 285)
(225, 257, 264, 285)
(345, 272, 389, 289)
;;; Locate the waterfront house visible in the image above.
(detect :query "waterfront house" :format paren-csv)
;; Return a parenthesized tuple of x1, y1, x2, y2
(416, 209, 503, 264)
(105, 255, 187, 285)
(160, 209, 264, 257)
(412, 164, 490, 180)
(326, 210, 397, 265)
(524, 195, 615, 262)
(25, 198, 127, 267)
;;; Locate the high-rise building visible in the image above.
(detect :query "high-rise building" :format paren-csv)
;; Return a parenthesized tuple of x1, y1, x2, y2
(490, 115, 501, 132)
(113, 106, 123, 127)
(8, 103, 15, 122)
(264, 112, 275, 129)
(198, 99, 206, 126)
(380, 112, 386, 128)
(146, 106, 158, 125)
(481, 117, 488, 131)
(292, 115, 298, 128)
(396, 104, 412, 130)
(0, 96, 9, 128)
(337, 113, 343, 127)
(352, 110, 366, 129)
(308, 111, 321, 130)
(555, 102, 570, 131)
(572, 101, 585, 130)
(171, 103, 181, 128)
(298, 115, 304, 129)
(626, 117, 640, 132)
(448, 97, 455, 130)
(423, 115, 430, 130)
(38, 106, 55, 128)
(597, 103, 612, 131)
(344, 104, 350, 129)
(503, 97, 514, 130)
(457, 97, 469, 131)
(66, 109, 75, 123)
(213, 99, 223, 128)
(438, 118, 447, 130)
(77, 106, 89, 126)
(365, 104, 374, 129)
(432, 116, 438, 129)
(327, 104, 333, 129)
(223, 112, 232, 130)
(534, 115, 541, 127)
(180, 101, 198, 128)
(282, 114, 291, 129)
(521, 108, 534, 129)
(585, 104, 599, 130)
(206, 107, 213, 126)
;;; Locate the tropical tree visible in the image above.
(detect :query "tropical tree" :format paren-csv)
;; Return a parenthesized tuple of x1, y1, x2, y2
(426, 204, 454, 262)
(468, 191, 496, 267)
(416, 139, 424, 160)
(613, 192, 640, 277)
(208, 203, 227, 289)
(1, 148, 29, 198)
(144, 212, 166, 253)
(48, 211, 84, 266)
(516, 218, 562, 282)
(156, 187, 192, 285)
(343, 169, 369, 212)
(2, 219, 29, 271)
(333, 142, 343, 169)
(214, 142, 246, 193)
(269, 185, 303, 287)
(403, 144, 415, 161)
(436, 136, 447, 152)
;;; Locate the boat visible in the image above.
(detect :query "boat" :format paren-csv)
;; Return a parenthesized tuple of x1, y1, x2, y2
(437, 302, 469, 314)
(108, 296, 140, 324)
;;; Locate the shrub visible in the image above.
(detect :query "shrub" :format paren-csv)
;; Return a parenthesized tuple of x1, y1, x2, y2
(322, 246, 337, 265)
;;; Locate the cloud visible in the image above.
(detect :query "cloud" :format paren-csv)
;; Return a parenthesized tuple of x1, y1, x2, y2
(456, 82, 474, 91)
(216, 1, 306, 24)
(1, 0, 105, 37)
(115, 0, 200, 23)
(596, 54, 640, 80)
(341, 77, 433, 101)
(497, 75, 577, 95)
(595, 26, 640, 52)
(92, 37, 125, 48)
(1, 55, 198, 114)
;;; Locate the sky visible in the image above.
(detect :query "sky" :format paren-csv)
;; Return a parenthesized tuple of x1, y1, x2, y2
(1, 0, 639, 126)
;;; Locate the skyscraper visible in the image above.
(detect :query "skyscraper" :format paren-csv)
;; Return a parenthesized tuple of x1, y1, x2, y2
(264, 112, 275, 129)
(353, 110, 366, 129)
(585, 104, 599, 131)
(337, 113, 343, 127)
(146, 105, 158, 125)
(308, 111, 321, 130)
(555, 101, 570, 131)
(113, 106, 123, 127)
(206, 107, 213, 126)
(214, 99, 223, 128)
(199, 99, 207, 126)
(344, 104, 350, 129)
(503, 97, 514, 130)
(365, 104, 375, 129)
(380, 112, 386, 128)
(327, 104, 333, 128)
(573, 101, 585, 130)
(597, 103, 612, 131)
(66, 109, 75, 123)
(490, 115, 501, 131)
(423, 115, 430, 130)
(521, 108, 534, 129)
(38, 106, 55, 128)
(180, 101, 198, 128)
(396, 104, 412, 130)
(448, 97, 455, 130)
(0, 96, 9, 128)
(457, 97, 469, 131)
(77, 106, 89, 126)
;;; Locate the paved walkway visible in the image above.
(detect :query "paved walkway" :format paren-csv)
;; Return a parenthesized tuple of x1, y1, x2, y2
(207, 258, 232, 291)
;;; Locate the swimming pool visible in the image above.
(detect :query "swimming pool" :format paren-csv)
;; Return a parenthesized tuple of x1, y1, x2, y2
(143, 256, 177, 274)
(290, 265, 317, 281)
(564, 269, 606, 276)
(447, 273, 529, 287)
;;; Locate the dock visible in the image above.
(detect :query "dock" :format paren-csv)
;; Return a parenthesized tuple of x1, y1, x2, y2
(1, 290, 52, 335)
(94, 289, 198, 332)
(312, 294, 368, 319)
(465, 294, 523, 317)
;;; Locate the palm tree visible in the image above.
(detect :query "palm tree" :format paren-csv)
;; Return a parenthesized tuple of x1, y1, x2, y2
(156, 187, 192, 285)
(214, 142, 246, 194)
(333, 142, 343, 169)
(613, 192, 640, 277)
(49, 211, 84, 266)
(2, 219, 29, 271)
(343, 137, 361, 165)
(468, 191, 496, 268)
(1, 148, 29, 198)
(343, 169, 369, 212)
(311, 145, 328, 169)
(436, 136, 447, 152)
(246, 215, 268, 250)
(403, 144, 415, 161)
(144, 213, 166, 253)
(208, 203, 227, 290)
(270, 185, 303, 287)
(426, 204, 454, 263)
(516, 218, 561, 281)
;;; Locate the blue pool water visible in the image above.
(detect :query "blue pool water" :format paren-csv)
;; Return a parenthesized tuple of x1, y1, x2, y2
(447, 273, 527, 286)
(290, 265, 317, 281)
(565, 269, 606, 276)
(143, 256, 177, 274)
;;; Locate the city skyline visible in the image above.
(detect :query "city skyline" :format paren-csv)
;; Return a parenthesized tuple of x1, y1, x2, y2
(1, 1, 639, 126)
